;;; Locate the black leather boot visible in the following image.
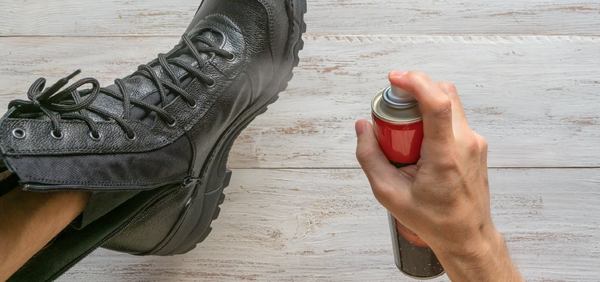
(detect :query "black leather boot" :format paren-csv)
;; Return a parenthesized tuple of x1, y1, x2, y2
(0, 161, 18, 197)
(3, 0, 306, 280)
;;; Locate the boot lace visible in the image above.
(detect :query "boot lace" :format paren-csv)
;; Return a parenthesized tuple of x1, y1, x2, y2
(8, 33, 233, 140)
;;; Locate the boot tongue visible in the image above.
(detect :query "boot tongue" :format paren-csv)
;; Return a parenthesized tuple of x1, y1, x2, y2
(87, 30, 224, 122)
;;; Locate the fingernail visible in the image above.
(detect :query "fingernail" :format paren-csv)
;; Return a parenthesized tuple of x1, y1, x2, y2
(389, 70, 408, 79)
(355, 120, 365, 137)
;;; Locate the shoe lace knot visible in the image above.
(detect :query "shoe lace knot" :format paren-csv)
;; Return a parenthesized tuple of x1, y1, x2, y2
(7, 31, 233, 141)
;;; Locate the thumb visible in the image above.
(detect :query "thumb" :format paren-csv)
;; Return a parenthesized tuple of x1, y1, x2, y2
(355, 119, 411, 210)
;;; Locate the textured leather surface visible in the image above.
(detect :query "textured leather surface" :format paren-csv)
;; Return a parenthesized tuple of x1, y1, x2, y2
(4, 0, 299, 262)
(6, 136, 191, 188)
(0, 0, 296, 192)
(7, 1, 304, 279)
(73, 190, 139, 229)
(100, 0, 298, 254)
(0, 16, 245, 156)
(0, 10, 267, 189)
(102, 186, 193, 253)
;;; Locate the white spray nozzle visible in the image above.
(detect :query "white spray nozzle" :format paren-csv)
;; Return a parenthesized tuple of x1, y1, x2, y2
(383, 85, 416, 108)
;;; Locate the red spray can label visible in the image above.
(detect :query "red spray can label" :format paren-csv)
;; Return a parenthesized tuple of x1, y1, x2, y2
(371, 84, 444, 279)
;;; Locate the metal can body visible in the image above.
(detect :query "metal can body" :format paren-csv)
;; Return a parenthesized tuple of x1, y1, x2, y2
(371, 88, 423, 165)
(389, 216, 444, 279)
(372, 116, 423, 164)
(372, 87, 445, 279)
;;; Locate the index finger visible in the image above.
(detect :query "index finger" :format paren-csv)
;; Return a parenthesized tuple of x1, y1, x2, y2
(388, 71, 454, 146)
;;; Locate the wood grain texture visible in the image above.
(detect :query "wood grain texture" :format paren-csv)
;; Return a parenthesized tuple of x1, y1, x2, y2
(1, 0, 600, 36)
(2, 1, 599, 281)
(58, 168, 600, 281)
(1, 36, 599, 168)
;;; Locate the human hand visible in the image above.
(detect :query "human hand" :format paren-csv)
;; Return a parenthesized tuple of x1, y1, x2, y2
(355, 71, 522, 281)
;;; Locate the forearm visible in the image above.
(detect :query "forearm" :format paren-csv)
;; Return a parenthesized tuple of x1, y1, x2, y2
(436, 230, 523, 282)
(0, 188, 89, 280)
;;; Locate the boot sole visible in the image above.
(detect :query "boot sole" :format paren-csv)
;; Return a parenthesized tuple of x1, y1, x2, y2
(7, 1, 307, 280)
(147, 0, 307, 256)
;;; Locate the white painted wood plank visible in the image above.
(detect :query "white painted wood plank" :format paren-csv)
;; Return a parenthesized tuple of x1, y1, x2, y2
(0, 0, 198, 36)
(58, 168, 600, 281)
(309, 1, 600, 36)
(233, 35, 600, 168)
(1, 36, 598, 167)
(1, 1, 600, 36)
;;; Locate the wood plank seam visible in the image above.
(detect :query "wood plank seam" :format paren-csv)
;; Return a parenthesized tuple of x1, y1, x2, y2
(301, 34, 600, 43)
(1, 34, 600, 42)
(1, 36, 599, 168)
(230, 167, 600, 170)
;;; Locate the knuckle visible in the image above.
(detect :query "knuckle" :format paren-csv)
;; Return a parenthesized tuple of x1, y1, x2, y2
(432, 96, 452, 118)
(461, 133, 479, 151)
(439, 81, 457, 94)
(371, 182, 401, 208)
(466, 137, 480, 154)
(372, 182, 394, 200)
(356, 146, 376, 164)
(478, 137, 489, 152)
(474, 133, 489, 151)
(406, 71, 429, 83)
(435, 154, 459, 171)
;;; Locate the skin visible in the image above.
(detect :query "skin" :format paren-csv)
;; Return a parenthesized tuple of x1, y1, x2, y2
(0, 70, 521, 281)
(0, 181, 89, 281)
(355, 71, 523, 281)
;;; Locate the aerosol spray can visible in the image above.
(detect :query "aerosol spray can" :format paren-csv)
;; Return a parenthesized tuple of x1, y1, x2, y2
(371, 83, 445, 279)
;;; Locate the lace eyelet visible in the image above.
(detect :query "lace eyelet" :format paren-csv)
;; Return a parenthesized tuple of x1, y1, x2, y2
(89, 131, 101, 141)
(226, 54, 236, 62)
(12, 128, 26, 139)
(206, 80, 216, 88)
(126, 133, 137, 141)
(167, 119, 178, 127)
(188, 101, 198, 109)
(51, 130, 63, 140)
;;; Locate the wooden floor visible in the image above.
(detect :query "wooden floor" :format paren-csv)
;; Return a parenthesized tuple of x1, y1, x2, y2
(1, 1, 599, 281)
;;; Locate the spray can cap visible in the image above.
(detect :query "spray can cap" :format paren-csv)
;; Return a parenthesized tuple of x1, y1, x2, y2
(383, 85, 417, 109)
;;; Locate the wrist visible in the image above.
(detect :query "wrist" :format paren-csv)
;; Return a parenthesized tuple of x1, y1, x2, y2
(434, 227, 522, 281)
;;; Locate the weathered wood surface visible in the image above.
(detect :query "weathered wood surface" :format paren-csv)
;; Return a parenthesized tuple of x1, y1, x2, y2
(2, 0, 599, 281)
(1, 1, 600, 36)
(58, 169, 600, 282)
(1, 36, 599, 168)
